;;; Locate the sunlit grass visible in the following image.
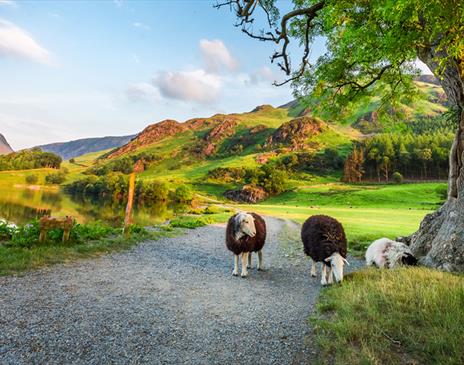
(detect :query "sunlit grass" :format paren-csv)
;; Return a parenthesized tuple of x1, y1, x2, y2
(312, 267, 464, 364)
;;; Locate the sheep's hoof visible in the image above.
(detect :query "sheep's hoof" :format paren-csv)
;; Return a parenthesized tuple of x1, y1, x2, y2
(241, 273, 248, 278)
(311, 273, 317, 277)
(232, 271, 239, 276)
(246, 265, 251, 269)
(257, 267, 265, 271)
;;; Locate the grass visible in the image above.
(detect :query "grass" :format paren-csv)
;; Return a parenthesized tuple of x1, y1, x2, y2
(0, 222, 178, 276)
(238, 182, 445, 253)
(312, 267, 464, 365)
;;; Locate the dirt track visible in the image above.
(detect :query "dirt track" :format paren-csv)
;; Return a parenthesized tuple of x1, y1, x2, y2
(0, 217, 361, 364)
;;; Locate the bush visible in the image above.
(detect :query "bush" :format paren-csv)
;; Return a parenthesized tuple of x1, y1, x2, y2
(69, 158, 75, 163)
(392, 171, 404, 184)
(45, 172, 66, 184)
(174, 185, 193, 202)
(25, 174, 39, 184)
(170, 216, 213, 229)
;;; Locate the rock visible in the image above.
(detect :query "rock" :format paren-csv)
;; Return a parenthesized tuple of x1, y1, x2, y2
(224, 185, 269, 203)
(108, 120, 186, 158)
(265, 116, 324, 150)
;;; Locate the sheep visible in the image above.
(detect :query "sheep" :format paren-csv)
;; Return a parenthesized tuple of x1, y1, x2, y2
(226, 212, 266, 278)
(301, 215, 348, 285)
(366, 238, 417, 268)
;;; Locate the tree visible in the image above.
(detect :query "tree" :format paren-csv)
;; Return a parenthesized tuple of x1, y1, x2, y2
(218, 0, 464, 271)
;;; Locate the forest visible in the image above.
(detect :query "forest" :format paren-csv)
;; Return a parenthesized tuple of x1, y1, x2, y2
(0, 148, 62, 171)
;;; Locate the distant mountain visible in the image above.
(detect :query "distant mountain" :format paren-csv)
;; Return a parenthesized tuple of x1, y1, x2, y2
(0, 133, 14, 155)
(38, 135, 136, 160)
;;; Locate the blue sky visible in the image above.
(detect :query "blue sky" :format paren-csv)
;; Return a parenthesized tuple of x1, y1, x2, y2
(0, 0, 316, 150)
(0, 0, 430, 150)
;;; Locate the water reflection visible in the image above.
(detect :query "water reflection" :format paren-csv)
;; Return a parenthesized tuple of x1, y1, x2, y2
(0, 186, 186, 226)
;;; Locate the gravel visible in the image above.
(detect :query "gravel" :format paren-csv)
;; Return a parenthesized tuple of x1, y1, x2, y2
(0, 217, 363, 364)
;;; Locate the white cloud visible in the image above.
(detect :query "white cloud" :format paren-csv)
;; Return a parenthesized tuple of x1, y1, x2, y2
(414, 59, 433, 75)
(0, 1, 16, 6)
(152, 69, 222, 104)
(199, 39, 238, 73)
(247, 66, 277, 85)
(133, 22, 150, 31)
(0, 19, 51, 65)
(126, 82, 160, 103)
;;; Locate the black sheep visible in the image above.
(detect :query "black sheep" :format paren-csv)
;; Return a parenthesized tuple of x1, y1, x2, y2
(226, 212, 266, 277)
(301, 215, 348, 285)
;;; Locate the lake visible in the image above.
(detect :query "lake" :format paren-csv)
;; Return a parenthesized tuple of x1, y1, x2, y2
(0, 185, 184, 227)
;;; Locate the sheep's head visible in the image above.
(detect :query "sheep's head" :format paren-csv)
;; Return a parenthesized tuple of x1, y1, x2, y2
(234, 212, 256, 241)
(325, 253, 349, 283)
(401, 252, 418, 266)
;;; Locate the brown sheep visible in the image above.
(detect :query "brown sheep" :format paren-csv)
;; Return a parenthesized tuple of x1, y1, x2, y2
(301, 215, 348, 285)
(226, 212, 266, 277)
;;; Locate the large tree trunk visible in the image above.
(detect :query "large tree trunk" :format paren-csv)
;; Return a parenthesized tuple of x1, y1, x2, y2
(409, 48, 464, 271)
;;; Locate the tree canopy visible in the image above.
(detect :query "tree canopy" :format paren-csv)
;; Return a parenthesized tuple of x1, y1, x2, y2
(217, 0, 464, 117)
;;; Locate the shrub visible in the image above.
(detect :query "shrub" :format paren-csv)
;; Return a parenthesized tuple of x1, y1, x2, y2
(392, 171, 404, 184)
(174, 185, 193, 202)
(69, 158, 75, 163)
(170, 216, 213, 229)
(25, 174, 39, 184)
(45, 172, 66, 184)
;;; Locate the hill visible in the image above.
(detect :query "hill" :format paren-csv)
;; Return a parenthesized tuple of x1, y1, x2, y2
(0, 134, 13, 155)
(38, 135, 136, 160)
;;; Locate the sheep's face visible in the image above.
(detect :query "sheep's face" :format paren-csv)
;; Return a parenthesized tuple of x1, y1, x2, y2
(325, 253, 348, 283)
(235, 213, 256, 240)
(401, 253, 418, 266)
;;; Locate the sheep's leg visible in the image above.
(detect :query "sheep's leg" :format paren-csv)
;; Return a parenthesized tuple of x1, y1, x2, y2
(257, 250, 264, 271)
(241, 252, 249, 278)
(310, 260, 317, 277)
(327, 267, 334, 284)
(247, 252, 252, 269)
(321, 264, 328, 286)
(232, 255, 239, 276)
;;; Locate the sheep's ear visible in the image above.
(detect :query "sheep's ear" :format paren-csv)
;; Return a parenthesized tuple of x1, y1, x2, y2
(324, 257, 331, 262)
(343, 258, 350, 266)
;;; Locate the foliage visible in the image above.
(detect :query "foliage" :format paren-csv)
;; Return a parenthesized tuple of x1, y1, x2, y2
(66, 173, 171, 203)
(174, 185, 193, 203)
(342, 147, 364, 183)
(25, 174, 39, 184)
(280, 149, 344, 174)
(45, 171, 66, 185)
(392, 171, 404, 184)
(313, 268, 464, 364)
(169, 216, 213, 229)
(343, 132, 453, 181)
(85, 152, 161, 176)
(64, 173, 128, 200)
(0, 148, 61, 171)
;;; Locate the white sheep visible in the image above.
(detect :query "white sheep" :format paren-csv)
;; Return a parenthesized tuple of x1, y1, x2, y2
(365, 238, 417, 268)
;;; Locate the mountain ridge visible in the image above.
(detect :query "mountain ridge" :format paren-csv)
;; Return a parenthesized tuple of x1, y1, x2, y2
(37, 135, 136, 160)
(0, 133, 14, 155)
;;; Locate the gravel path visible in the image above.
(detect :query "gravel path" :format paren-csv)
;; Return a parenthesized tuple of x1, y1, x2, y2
(0, 217, 363, 364)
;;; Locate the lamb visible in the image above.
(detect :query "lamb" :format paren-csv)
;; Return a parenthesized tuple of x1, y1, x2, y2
(301, 215, 348, 285)
(225, 212, 266, 278)
(366, 238, 417, 268)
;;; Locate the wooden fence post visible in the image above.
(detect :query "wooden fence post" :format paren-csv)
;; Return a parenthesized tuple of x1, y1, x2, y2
(123, 160, 145, 238)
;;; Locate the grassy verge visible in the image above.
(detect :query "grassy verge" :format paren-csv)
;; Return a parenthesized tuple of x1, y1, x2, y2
(312, 268, 464, 365)
(0, 221, 178, 276)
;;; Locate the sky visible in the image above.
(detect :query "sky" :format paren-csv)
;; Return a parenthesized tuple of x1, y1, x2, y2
(0, 0, 430, 150)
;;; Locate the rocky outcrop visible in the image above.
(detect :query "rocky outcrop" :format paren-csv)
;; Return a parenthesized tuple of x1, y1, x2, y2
(224, 185, 269, 203)
(266, 116, 324, 150)
(0, 133, 13, 155)
(198, 117, 238, 157)
(108, 120, 187, 159)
